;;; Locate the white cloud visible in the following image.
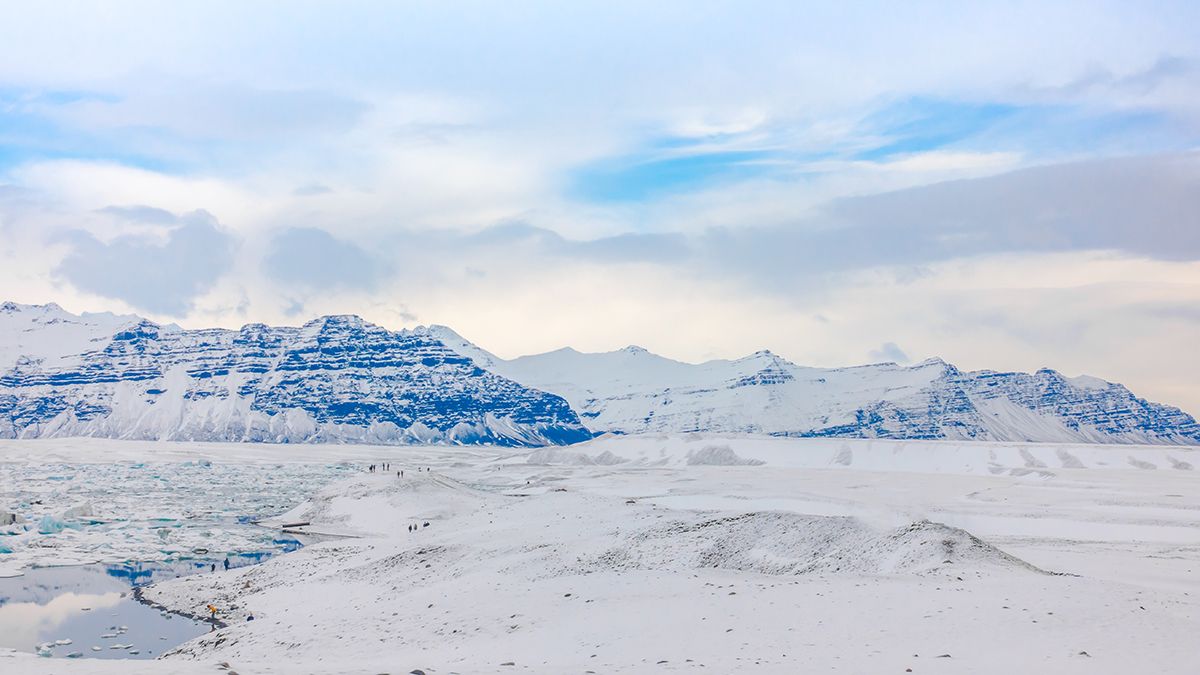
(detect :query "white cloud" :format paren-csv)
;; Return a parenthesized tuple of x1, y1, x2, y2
(867, 150, 1023, 173)
(0, 2, 1198, 417)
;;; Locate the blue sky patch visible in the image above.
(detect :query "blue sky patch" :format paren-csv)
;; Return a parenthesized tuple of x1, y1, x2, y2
(571, 147, 780, 202)
(854, 96, 1019, 160)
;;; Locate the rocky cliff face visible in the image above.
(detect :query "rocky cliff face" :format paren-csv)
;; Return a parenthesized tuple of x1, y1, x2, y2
(793, 360, 1200, 444)
(0, 303, 589, 446)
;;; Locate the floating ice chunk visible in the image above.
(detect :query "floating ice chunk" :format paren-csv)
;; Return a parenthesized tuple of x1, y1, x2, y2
(37, 515, 69, 534)
(55, 638, 72, 645)
(91, 646, 102, 652)
(61, 502, 94, 520)
(66, 651, 83, 658)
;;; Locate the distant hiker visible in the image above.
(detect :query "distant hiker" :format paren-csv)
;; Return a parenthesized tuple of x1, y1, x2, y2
(210, 563, 216, 573)
(401, 470, 404, 478)
(206, 604, 218, 620)
(223, 558, 230, 571)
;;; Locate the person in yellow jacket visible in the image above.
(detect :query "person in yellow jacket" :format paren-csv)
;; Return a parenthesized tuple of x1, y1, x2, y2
(206, 604, 218, 620)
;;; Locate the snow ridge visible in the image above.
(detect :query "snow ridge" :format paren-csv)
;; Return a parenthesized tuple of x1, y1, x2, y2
(477, 340, 1200, 446)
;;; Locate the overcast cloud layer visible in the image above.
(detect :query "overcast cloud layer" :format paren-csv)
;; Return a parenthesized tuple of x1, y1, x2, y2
(1, 1, 1198, 414)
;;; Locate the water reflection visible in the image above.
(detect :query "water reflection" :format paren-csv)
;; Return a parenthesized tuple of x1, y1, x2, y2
(0, 591, 124, 656)
(0, 545, 300, 659)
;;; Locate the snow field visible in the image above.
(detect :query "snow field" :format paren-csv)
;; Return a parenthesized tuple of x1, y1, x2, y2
(3, 434, 1199, 673)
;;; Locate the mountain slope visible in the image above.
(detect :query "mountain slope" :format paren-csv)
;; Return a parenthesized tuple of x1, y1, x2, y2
(0, 303, 589, 446)
(453, 334, 1200, 445)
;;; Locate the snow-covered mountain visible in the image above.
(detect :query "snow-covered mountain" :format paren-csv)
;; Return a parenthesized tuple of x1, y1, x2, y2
(431, 327, 1200, 446)
(0, 302, 589, 446)
(3, 302, 1197, 446)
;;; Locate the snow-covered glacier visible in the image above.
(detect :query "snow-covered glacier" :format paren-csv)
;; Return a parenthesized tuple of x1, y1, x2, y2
(432, 327, 1200, 445)
(0, 302, 589, 446)
(2, 301, 1197, 446)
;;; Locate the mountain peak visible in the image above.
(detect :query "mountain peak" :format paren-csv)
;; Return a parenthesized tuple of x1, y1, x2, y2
(1, 301, 65, 315)
(302, 314, 375, 332)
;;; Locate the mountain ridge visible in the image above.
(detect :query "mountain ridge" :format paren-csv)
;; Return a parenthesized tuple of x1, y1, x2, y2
(0, 302, 589, 446)
(439, 323, 1200, 446)
(2, 302, 1197, 446)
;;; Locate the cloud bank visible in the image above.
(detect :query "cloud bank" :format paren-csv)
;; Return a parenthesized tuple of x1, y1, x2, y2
(0, 2, 1197, 414)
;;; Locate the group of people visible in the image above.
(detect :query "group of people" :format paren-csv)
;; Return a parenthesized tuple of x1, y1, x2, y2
(367, 463, 435, 477)
(407, 521, 429, 533)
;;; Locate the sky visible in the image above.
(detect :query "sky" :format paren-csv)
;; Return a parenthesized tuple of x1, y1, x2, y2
(0, 1, 1198, 414)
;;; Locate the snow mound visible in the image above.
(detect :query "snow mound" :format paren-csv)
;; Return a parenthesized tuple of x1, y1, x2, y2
(574, 512, 1043, 577)
(264, 471, 487, 537)
(526, 447, 627, 466)
(686, 444, 765, 466)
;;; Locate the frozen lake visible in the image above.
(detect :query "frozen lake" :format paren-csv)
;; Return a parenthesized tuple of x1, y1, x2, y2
(0, 459, 352, 576)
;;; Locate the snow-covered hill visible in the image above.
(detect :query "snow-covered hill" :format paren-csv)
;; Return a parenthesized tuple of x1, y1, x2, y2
(0, 303, 589, 446)
(432, 327, 1200, 445)
(2, 302, 1197, 446)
